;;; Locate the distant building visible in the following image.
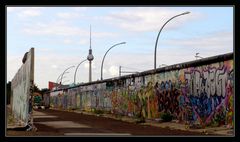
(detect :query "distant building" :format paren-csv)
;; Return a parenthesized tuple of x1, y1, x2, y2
(48, 81, 69, 91)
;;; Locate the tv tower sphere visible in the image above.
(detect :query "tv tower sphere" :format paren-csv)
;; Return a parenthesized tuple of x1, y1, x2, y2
(87, 49, 94, 61)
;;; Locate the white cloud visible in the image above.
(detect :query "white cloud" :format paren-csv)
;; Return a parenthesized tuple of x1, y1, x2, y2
(101, 8, 202, 32)
(63, 39, 73, 44)
(103, 69, 107, 74)
(163, 30, 233, 55)
(22, 21, 83, 36)
(84, 62, 89, 68)
(84, 62, 96, 69)
(62, 38, 90, 45)
(57, 12, 81, 19)
(51, 65, 58, 69)
(78, 39, 89, 45)
(108, 65, 119, 76)
(22, 21, 117, 38)
(14, 7, 43, 18)
(20, 10, 41, 17)
(7, 55, 23, 82)
(36, 47, 53, 52)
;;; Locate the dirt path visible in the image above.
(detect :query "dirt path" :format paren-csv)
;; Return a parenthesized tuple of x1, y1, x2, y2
(7, 109, 206, 136)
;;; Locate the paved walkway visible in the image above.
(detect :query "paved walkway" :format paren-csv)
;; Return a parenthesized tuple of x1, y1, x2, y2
(32, 109, 206, 136)
(33, 110, 132, 136)
(65, 109, 234, 136)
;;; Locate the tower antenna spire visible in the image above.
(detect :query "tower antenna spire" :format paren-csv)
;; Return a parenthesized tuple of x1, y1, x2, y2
(87, 24, 94, 82)
(90, 25, 91, 49)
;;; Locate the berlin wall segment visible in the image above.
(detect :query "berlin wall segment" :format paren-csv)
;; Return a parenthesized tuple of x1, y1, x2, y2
(10, 48, 35, 128)
(49, 53, 234, 129)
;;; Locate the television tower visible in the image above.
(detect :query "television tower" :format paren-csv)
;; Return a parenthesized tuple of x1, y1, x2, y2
(87, 25, 94, 82)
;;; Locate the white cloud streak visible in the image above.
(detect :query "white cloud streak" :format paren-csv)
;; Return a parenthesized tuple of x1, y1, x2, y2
(163, 31, 233, 55)
(7, 7, 44, 17)
(101, 7, 202, 32)
(18, 9, 41, 17)
(57, 12, 81, 19)
(22, 21, 117, 38)
(108, 66, 119, 76)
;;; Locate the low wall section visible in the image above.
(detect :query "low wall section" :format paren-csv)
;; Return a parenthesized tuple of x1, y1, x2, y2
(50, 53, 234, 127)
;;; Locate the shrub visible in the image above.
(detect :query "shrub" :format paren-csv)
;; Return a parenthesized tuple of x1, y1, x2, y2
(93, 109, 104, 114)
(136, 117, 145, 123)
(160, 112, 173, 122)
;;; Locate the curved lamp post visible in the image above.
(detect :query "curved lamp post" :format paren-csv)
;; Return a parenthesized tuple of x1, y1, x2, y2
(195, 53, 203, 60)
(100, 42, 126, 80)
(60, 65, 75, 85)
(56, 72, 69, 84)
(154, 11, 190, 70)
(74, 59, 87, 85)
(56, 73, 63, 84)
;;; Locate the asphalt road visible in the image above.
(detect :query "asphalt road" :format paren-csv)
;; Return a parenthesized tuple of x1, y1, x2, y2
(7, 109, 205, 136)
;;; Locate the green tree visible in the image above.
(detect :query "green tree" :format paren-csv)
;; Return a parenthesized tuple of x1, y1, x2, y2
(34, 83, 41, 93)
(40, 88, 50, 94)
(6, 81, 11, 104)
(40, 88, 50, 99)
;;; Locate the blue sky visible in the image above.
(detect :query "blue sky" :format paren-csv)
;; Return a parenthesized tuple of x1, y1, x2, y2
(7, 7, 233, 89)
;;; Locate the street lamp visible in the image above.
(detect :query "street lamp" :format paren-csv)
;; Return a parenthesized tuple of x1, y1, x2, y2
(60, 66, 75, 86)
(100, 42, 126, 80)
(154, 11, 190, 70)
(56, 72, 69, 84)
(195, 53, 203, 60)
(74, 59, 87, 85)
(56, 72, 69, 90)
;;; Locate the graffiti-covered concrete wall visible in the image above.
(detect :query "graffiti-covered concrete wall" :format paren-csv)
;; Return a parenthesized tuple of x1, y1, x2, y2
(50, 53, 233, 128)
(11, 48, 34, 127)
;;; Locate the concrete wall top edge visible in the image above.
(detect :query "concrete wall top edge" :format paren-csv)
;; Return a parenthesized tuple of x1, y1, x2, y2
(51, 52, 233, 92)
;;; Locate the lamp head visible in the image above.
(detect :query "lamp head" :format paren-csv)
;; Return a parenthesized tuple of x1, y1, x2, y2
(183, 11, 190, 15)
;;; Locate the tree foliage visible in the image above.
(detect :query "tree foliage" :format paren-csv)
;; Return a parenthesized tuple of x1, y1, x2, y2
(7, 81, 11, 104)
(34, 83, 41, 93)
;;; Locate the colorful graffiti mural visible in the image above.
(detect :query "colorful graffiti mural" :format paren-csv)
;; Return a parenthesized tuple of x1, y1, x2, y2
(49, 56, 233, 128)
